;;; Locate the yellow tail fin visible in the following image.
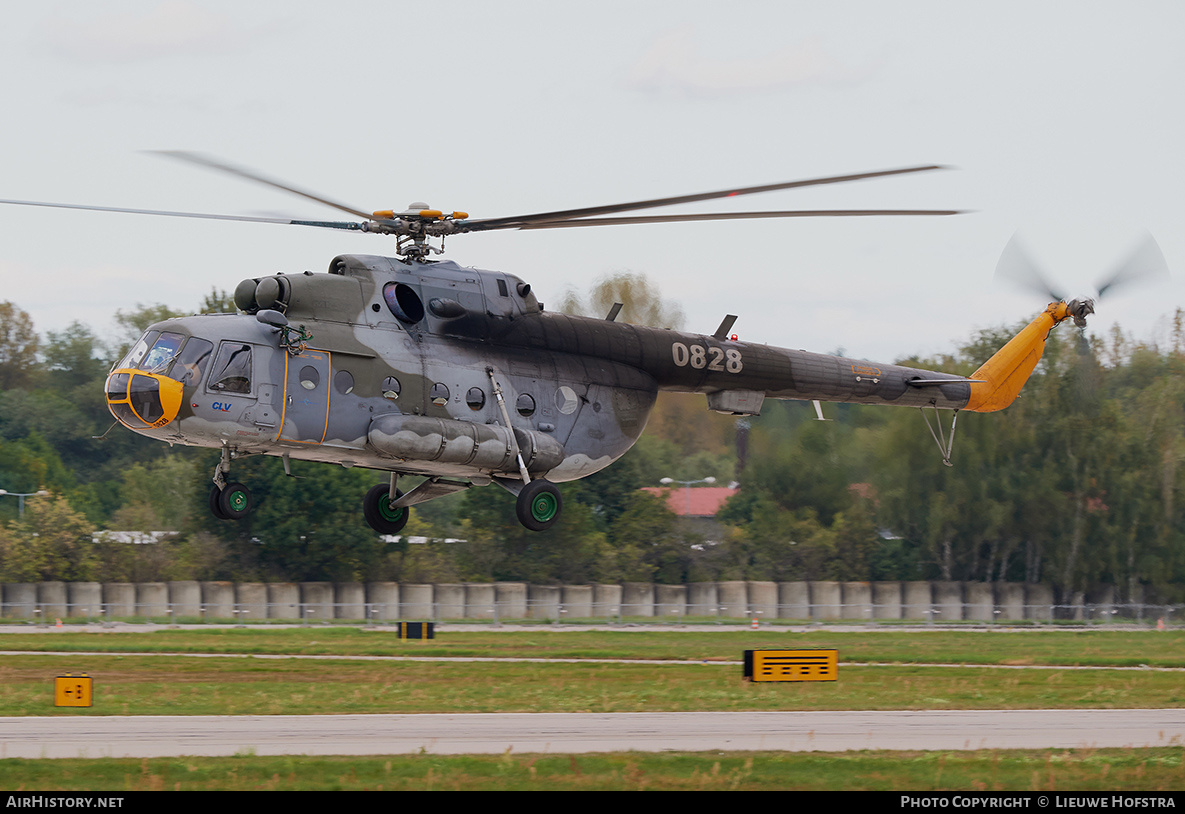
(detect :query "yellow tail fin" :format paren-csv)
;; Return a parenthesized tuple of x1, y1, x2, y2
(964, 302, 1074, 413)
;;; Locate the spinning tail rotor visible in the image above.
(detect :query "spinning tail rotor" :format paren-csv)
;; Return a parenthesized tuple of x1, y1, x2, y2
(994, 231, 1170, 328)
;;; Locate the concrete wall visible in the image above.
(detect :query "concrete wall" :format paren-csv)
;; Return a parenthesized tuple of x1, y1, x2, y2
(779, 582, 810, 619)
(933, 581, 963, 622)
(335, 583, 365, 620)
(400, 584, 433, 619)
(170, 581, 201, 617)
(268, 583, 301, 619)
(872, 582, 902, 620)
(68, 583, 101, 619)
(434, 584, 466, 619)
(104, 583, 134, 618)
(561, 585, 593, 619)
(236, 583, 268, 622)
(997, 582, 1025, 621)
(528, 585, 560, 620)
(716, 581, 747, 618)
(965, 582, 994, 622)
(655, 584, 686, 619)
(463, 583, 494, 620)
(495, 583, 527, 619)
(593, 584, 621, 617)
(0, 580, 1153, 623)
(903, 581, 932, 620)
(368, 583, 399, 620)
(749, 582, 778, 622)
(810, 581, 841, 620)
(841, 582, 872, 621)
(203, 582, 236, 619)
(300, 582, 333, 621)
(622, 583, 654, 617)
(138, 583, 169, 618)
(688, 582, 718, 618)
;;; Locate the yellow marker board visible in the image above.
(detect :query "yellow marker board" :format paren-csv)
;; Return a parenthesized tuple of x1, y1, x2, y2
(743, 649, 838, 682)
(54, 674, 93, 707)
(396, 622, 434, 640)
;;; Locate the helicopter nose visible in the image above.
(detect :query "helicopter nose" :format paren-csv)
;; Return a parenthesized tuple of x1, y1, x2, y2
(105, 369, 184, 430)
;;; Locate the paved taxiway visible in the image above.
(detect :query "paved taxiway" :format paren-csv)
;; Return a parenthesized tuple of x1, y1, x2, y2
(4, 709, 1183, 758)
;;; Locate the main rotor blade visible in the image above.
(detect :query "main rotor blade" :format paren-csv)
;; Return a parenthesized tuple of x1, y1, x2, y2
(460, 165, 950, 232)
(516, 209, 964, 229)
(0, 197, 365, 231)
(150, 151, 375, 221)
(1095, 232, 1170, 299)
(994, 233, 1065, 302)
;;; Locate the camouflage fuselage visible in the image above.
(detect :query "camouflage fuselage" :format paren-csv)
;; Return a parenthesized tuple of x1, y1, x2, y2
(114, 254, 971, 485)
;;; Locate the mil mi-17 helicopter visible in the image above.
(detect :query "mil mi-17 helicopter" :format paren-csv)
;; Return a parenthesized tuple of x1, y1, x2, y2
(0, 156, 1105, 533)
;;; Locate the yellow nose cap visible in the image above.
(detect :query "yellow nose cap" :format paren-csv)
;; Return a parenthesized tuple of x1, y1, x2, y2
(105, 369, 183, 429)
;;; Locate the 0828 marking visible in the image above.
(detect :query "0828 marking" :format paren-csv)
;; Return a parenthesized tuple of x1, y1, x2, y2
(671, 342, 743, 373)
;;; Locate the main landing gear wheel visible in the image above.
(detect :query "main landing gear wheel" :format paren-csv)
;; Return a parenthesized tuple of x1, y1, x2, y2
(209, 486, 229, 520)
(363, 483, 410, 535)
(213, 482, 251, 520)
(515, 479, 562, 532)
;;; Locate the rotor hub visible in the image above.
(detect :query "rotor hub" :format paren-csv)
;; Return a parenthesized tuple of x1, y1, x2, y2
(1066, 297, 1095, 329)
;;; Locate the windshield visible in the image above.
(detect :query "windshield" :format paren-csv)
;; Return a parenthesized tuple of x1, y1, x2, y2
(116, 331, 159, 371)
(138, 332, 185, 374)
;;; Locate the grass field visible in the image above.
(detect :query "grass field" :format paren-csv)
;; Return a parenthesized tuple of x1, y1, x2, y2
(2, 626, 1183, 791)
(4, 626, 1185, 666)
(3, 750, 1183, 791)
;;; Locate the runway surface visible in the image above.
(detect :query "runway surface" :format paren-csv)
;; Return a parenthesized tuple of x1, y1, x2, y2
(4, 709, 1184, 758)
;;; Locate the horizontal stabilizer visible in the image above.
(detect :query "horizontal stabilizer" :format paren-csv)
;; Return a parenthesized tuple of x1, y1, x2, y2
(907, 377, 985, 387)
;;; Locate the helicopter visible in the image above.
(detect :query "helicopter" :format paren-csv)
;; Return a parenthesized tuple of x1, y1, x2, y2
(0, 155, 1099, 533)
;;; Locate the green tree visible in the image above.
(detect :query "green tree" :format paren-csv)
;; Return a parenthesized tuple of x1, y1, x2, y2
(0, 302, 39, 390)
(0, 493, 96, 582)
(558, 271, 685, 329)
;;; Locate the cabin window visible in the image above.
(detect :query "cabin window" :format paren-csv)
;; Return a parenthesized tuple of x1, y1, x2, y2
(516, 393, 536, 417)
(381, 376, 400, 400)
(208, 343, 253, 394)
(497, 279, 509, 297)
(465, 387, 486, 411)
(334, 370, 355, 395)
(167, 338, 213, 387)
(429, 383, 450, 406)
(299, 366, 320, 391)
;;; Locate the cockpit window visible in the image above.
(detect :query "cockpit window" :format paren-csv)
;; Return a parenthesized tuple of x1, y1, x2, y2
(167, 338, 214, 387)
(117, 331, 159, 371)
(208, 342, 253, 394)
(138, 332, 185, 374)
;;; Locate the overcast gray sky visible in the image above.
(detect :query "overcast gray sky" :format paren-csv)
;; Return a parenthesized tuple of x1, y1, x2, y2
(1, 1, 1182, 363)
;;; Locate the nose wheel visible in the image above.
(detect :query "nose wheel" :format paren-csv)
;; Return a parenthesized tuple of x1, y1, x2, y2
(515, 479, 562, 531)
(210, 482, 251, 520)
(208, 444, 251, 520)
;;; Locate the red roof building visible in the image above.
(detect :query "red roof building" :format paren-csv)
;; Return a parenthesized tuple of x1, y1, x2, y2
(641, 486, 738, 518)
